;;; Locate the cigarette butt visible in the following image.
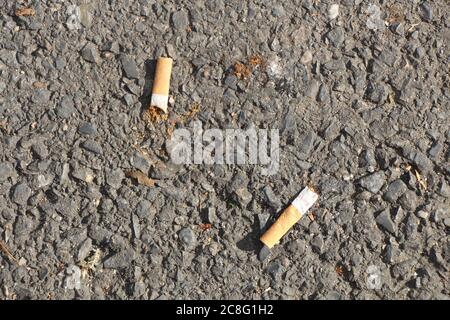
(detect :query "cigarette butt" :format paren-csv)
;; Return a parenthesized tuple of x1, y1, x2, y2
(260, 187, 318, 249)
(150, 57, 173, 113)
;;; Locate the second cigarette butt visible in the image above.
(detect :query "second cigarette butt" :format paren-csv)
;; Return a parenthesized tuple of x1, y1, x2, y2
(260, 187, 319, 249)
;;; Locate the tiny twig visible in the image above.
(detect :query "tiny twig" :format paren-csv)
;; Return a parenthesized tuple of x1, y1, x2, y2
(0, 240, 19, 265)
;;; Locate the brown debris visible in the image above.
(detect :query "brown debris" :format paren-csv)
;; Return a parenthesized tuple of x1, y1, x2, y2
(233, 54, 264, 80)
(0, 240, 19, 265)
(166, 103, 201, 137)
(80, 248, 101, 275)
(32, 81, 47, 89)
(126, 170, 156, 187)
(414, 169, 427, 191)
(184, 102, 201, 120)
(233, 61, 251, 79)
(15, 7, 36, 17)
(248, 54, 264, 67)
(144, 105, 169, 123)
(387, 4, 405, 24)
(199, 223, 212, 231)
(335, 264, 347, 277)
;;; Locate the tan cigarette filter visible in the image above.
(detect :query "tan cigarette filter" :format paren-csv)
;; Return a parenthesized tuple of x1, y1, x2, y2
(260, 187, 319, 248)
(150, 57, 173, 113)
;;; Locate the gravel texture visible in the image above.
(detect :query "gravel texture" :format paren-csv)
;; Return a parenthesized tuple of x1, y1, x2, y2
(0, 0, 449, 300)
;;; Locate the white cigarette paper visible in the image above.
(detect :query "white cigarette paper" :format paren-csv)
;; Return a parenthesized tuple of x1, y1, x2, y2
(291, 187, 319, 215)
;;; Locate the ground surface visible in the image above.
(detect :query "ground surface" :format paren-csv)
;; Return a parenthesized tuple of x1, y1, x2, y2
(0, 0, 449, 300)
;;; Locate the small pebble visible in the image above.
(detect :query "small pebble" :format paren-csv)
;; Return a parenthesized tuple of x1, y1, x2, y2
(78, 122, 97, 135)
(416, 210, 429, 220)
(81, 43, 100, 64)
(328, 4, 339, 20)
(179, 227, 197, 248)
(300, 50, 313, 64)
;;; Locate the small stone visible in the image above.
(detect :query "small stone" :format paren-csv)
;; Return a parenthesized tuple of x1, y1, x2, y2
(305, 79, 320, 98)
(298, 131, 315, 159)
(171, 10, 189, 31)
(414, 46, 426, 59)
(266, 260, 283, 279)
(56, 95, 77, 118)
(0, 81, 6, 94)
(79, 3, 93, 28)
(266, 57, 283, 78)
(0, 162, 15, 182)
(376, 209, 396, 234)
(102, 41, 120, 54)
(328, 4, 339, 20)
(443, 218, 450, 228)
(126, 82, 141, 96)
(72, 167, 94, 183)
(35, 174, 52, 188)
(257, 213, 270, 231)
(399, 190, 419, 211)
(438, 181, 450, 198)
(384, 179, 407, 203)
(32, 143, 48, 160)
(326, 27, 345, 47)
(105, 168, 124, 189)
(123, 94, 134, 106)
(359, 171, 386, 193)
(132, 214, 141, 239)
(402, 147, 433, 173)
(81, 43, 100, 64)
(159, 205, 175, 223)
(300, 50, 313, 64)
(14, 215, 34, 236)
(271, 5, 285, 17)
(18, 257, 27, 266)
(12, 182, 31, 205)
(405, 214, 419, 238)
(178, 227, 196, 248)
(311, 235, 324, 253)
(263, 186, 281, 209)
(77, 238, 92, 262)
(130, 152, 151, 174)
(136, 200, 152, 219)
(103, 249, 135, 269)
(390, 23, 404, 35)
(258, 245, 271, 261)
(428, 142, 442, 159)
(66, 5, 81, 30)
(81, 140, 103, 154)
(206, 207, 217, 224)
(420, 2, 433, 22)
(367, 82, 388, 105)
(269, 37, 280, 51)
(136, 21, 145, 33)
(55, 58, 66, 70)
(384, 244, 399, 264)
(64, 265, 81, 290)
(233, 187, 252, 207)
(120, 55, 139, 79)
(31, 89, 51, 105)
(416, 210, 429, 220)
(317, 84, 330, 103)
(78, 122, 97, 135)
(366, 4, 385, 31)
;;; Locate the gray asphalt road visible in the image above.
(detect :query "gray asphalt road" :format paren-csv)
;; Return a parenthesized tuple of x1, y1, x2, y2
(0, 0, 449, 299)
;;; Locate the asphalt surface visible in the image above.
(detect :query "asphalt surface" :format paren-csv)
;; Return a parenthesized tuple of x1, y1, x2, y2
(0, 0, 449, 299)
